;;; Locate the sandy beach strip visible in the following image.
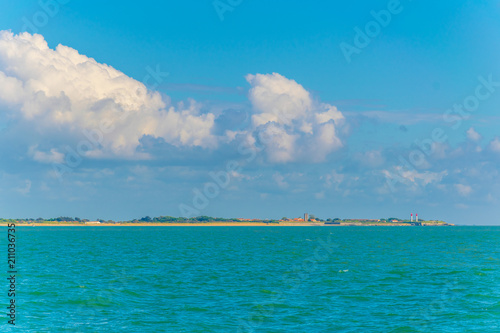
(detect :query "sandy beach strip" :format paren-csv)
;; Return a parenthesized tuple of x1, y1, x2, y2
(1, 222, 290, 227)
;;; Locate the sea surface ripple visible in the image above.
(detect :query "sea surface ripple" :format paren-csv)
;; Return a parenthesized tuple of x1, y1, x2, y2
(1, 226, 499, 332)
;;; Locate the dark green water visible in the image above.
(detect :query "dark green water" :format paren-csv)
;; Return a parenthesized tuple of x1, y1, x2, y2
(1, 226, 499, 332)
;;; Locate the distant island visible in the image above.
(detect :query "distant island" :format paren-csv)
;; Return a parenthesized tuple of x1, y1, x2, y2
(0, 215, 453, 226)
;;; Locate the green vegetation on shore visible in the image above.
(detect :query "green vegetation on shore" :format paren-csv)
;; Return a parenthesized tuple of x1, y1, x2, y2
(0, 216, 279, 224)
(0, 216, 452, 226)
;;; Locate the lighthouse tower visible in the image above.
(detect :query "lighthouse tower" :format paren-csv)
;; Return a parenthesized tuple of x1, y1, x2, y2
(416, 214, 418, 222)
(411, 213, 413, 222)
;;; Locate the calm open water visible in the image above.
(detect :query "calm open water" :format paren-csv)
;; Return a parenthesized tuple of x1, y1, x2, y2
(1, 226, 499, 332)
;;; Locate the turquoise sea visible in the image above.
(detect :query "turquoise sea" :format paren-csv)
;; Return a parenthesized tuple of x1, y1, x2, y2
(1, 226, 499, 332)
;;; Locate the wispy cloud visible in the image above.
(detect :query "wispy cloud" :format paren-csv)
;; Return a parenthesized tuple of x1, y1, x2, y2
(345, 110, 444, 125)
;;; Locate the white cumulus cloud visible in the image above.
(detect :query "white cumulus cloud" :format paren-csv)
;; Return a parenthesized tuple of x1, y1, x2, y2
(0, 31, 217, 159)
(466, 127, 482, 142)
(489, 137, 500, 153)
(245, 73, 345, 163)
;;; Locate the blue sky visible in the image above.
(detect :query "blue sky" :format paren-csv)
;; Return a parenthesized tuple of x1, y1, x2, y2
(0, 0, 499, 224)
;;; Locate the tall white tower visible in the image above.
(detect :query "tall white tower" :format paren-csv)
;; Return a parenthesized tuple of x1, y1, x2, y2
(416, 214, 418, 222)
(411, 213, 413, 222)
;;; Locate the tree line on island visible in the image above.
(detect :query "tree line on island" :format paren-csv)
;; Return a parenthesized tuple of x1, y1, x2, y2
(0, 216, 433, 224)
(1, 216, 276, 224)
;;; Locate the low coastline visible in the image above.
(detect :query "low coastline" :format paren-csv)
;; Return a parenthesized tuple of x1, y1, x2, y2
(0, 221, 454, 227)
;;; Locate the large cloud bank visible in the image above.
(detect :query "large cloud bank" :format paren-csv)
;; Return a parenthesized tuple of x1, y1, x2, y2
(0, 31, 216, 160)
(0, 31, 346, 164)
